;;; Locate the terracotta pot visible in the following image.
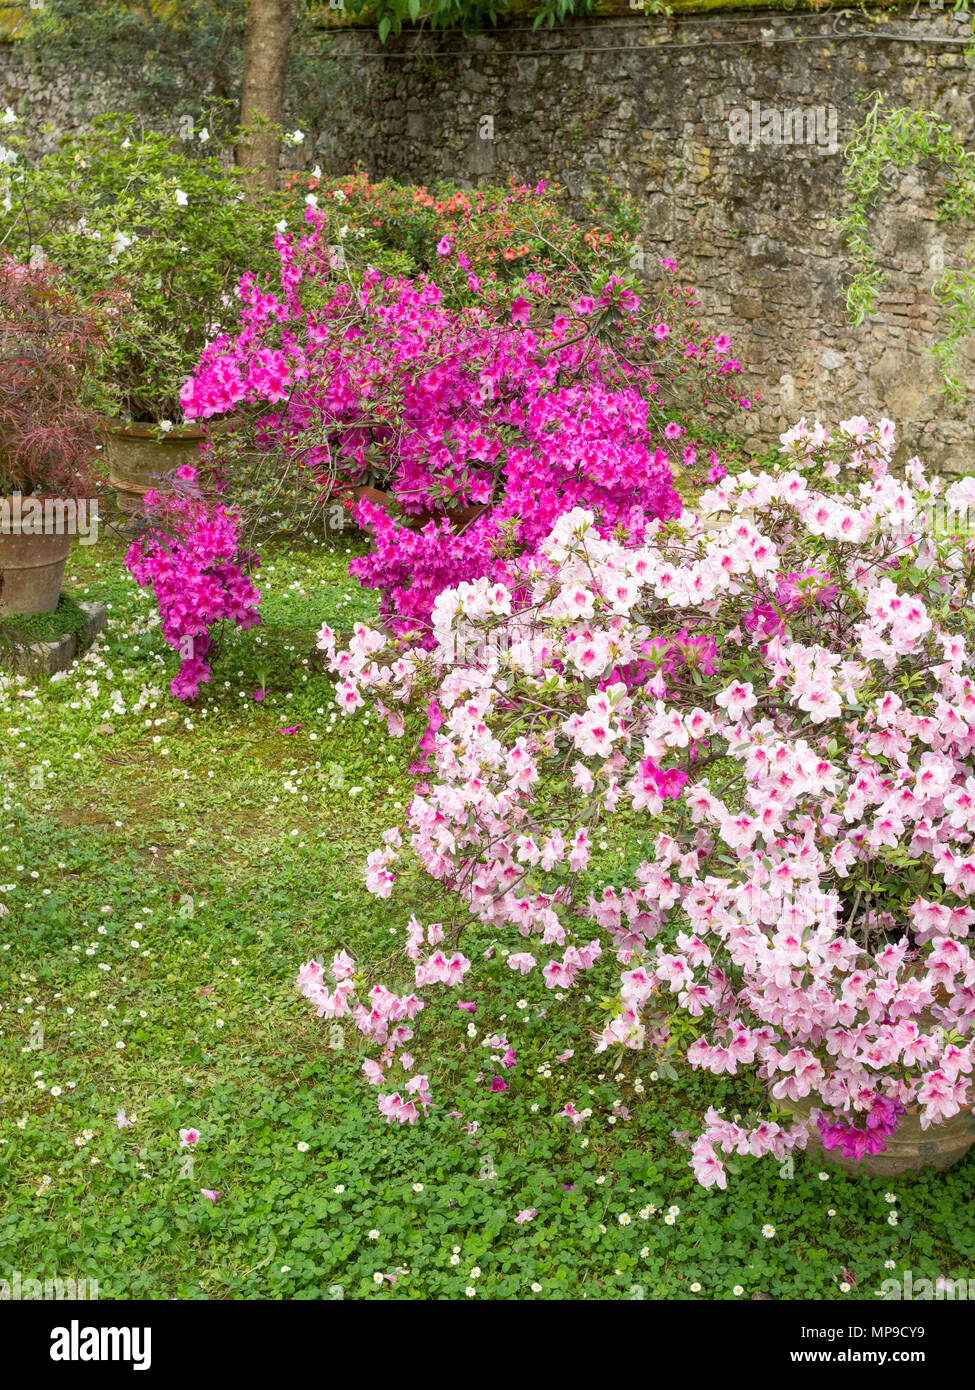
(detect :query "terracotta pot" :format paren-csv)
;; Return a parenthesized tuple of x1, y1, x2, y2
(788, 1091, 975, 1178)
(343, 485, 489, 537)
(0, 512, 71, 616)
(102, 417, 236, 517)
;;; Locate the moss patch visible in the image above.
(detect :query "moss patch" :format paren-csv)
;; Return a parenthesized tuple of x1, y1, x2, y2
(310, 0, 905, 32)
(0, 591, 90, 648)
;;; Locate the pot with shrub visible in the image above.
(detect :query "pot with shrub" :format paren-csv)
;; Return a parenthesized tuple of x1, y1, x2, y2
(304, 417, 975, 1184)
(0, 115, 286, 515)
(0, 254, 106, 616)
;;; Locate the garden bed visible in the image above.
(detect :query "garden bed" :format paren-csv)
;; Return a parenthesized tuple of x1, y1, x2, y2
(1, 527, 972, 1300)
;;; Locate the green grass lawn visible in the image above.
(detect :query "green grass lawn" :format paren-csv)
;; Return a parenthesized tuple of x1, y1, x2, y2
(1, 522, 974, 1301)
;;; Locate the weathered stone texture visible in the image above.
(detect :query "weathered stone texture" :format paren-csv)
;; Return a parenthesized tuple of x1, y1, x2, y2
(3, 8, 974, 468)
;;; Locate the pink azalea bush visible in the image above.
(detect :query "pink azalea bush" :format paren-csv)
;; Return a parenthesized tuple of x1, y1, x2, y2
(180, 203, 748, 637)
(299, 416, 975, 1186)
(125, 474, 261, 701)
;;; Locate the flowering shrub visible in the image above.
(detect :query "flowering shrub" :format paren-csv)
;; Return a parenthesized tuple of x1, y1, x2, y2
(0, 115, 286, 421)
(281, 171, 642, 304)
(300, 416, 975, 1187)
(183, 203, 747, 637)
(124, 476, 261, 700)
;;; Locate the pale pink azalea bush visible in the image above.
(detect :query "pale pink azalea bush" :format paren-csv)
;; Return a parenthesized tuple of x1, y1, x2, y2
(299, 416, 975, 1187)
(181, 203, 747, 637)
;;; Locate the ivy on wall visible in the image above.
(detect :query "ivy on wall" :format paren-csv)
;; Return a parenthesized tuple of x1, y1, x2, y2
(839, 89, 975, 400)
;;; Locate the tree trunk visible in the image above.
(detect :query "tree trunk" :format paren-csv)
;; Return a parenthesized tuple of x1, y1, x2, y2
(237, 0, 293, 193)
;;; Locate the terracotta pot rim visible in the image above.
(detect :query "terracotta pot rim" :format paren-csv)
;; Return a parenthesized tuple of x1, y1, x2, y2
(0, 527, 73, 548)
(99, 415, 239, 440)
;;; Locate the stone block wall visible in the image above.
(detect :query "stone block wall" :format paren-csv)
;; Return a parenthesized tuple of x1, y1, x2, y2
(3, 7, 975, 469)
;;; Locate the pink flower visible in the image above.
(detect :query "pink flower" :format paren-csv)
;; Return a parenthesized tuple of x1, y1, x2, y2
(510, 296, 531, 325)
(489, 1077, 508, 1092)
(200, 1189, 223, 1202)
(179, 1128, 200, 1148)
(506, 952, 537, 975)
(514, 1208, 537, 1224)
(436, 235, 452, 256)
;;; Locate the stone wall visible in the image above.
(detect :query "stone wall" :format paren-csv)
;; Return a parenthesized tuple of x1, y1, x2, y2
(3, 7, 975, 469)
(319, 7, 975, 471)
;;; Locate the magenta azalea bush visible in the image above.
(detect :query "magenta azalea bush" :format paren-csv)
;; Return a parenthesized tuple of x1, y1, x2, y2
(125, 474, 261, 700)
(299, 417, 975, 1185)
(180, 205, 748, 637)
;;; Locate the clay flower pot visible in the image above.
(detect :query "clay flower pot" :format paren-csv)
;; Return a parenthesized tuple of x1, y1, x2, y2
(0, 508, 72, 616)
(788, 1091, 975, 1178)
(343, 485, 488, 537)
(102, 417, 237, 517)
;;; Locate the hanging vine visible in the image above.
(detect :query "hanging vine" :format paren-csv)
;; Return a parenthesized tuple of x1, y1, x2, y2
(839, 88, 975, 399)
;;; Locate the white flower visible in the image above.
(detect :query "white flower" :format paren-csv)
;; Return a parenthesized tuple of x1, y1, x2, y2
(275, 220, 288, 233)
(175, 189, 188, 207)
(288, 129, 305, 145)
(762, 1224, 775, 1238)
(372, 1271, 383, 1285)
(296, 1141, 309, 1152)
(733, 1285, 744, 1296)
(306, 194, 318, 208)
(198, 127, 210, 143)
(1, 107, 16, 125)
